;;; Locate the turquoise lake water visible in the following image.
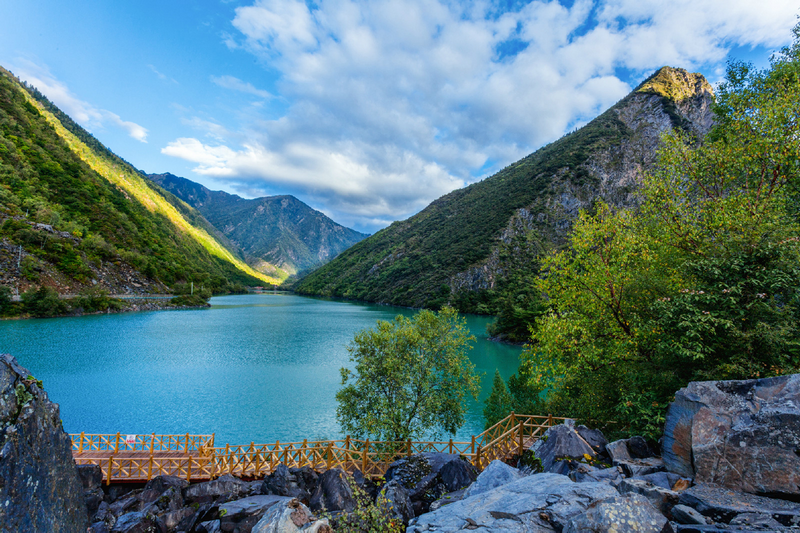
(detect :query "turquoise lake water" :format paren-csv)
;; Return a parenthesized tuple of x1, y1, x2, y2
(0, 294, 522, 446)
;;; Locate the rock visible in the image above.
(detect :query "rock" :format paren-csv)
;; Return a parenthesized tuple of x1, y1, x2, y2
(679, 483, 800, 525)
(729, 512, 785, 529)
(384, 453, 476, 512)
(627, 436, 656, 459)
(635, 471, 688, 491)
(161, 507, 195, 531)
(140, 486, 184, 516)
(184, 474, 249, 504)
(263, 464, 319, 502)
(309, 468, 356, 513)
(197, 520, 222, 533)
(529, 422, 597, 473)
(407, 473, 619, 532)
(89, 521, 111, 533)
(380, 479, 415, 525)
(671, 504, 708, 525)
(618, 478, 680, 515)
(575, 425, 608, 455)
(428, 489, 466, 512)
(606, 439, 633, 463)
(143, 475, 189, 495)
(219, 494, 291, 532)
(570, 465, 624, 485)
(0, 354, 88, 533)
(662, 374, 800, 497)
(78, 463, 104, 491)
(564, 493, 670, 533)
(109, 495, 139, 518)
(617, 457, 666, 477)
(110, 511, 162, 533)
(462, 460, 526, 499)
(252, 498, 331, 533)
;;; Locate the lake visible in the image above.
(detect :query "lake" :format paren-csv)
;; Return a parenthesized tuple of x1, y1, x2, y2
(0, 293, 522, 446)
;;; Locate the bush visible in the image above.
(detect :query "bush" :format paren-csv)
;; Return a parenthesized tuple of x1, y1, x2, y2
(21, 286, 67, 317)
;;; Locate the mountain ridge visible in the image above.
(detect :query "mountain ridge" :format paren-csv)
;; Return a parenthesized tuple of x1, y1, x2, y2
(294, 66, 715, 321)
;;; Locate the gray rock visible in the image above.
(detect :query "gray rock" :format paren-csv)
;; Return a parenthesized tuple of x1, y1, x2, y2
(184, 473, 249, 503)
(679, 483, 800, 525)
(570, 465, 624, 485)
(606, 439, 633, 463)
(462, 460, 525, 499)
(671, 504, 708, 525)
(428, 489, 466, 512)
(662, 374, 800, 497)
(197, 520, 222, 533)
(219, 494, 291, 532)
(617, 457, 666, 477)
(407, 473, 619, 532)
(89, 521, 111, 533)
(672, 525, 789, 532)
(78, 464, 104, 491)
(627, 436, 655, 459)
(161, 507, 195, 531)
(309, 468, 356, 513)
(110, 511, 161, 533)
(252, 498, 330, 533)
(575, 425, 608, 455)
(0, 354, 88, 533)
(384, 453, 475, 512)
(143, 474, 188, 495)
(618, 478, 680, 515)
(529, 422, 596, 473)
(730, 512, 784, 529)
(564, 493, 669, 533)
(263, 464, 319, 502)
(380, 479, 415, 525)
(636, 471, 688, 491)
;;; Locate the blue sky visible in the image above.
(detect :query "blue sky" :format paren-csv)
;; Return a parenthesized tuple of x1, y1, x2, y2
(2, 0, 797, 233)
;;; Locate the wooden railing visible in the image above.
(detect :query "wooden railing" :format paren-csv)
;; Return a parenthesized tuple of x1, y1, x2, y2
(71, 414, 568, 483)
(72, 432, 215, 454)
(206, 413, 567, 479)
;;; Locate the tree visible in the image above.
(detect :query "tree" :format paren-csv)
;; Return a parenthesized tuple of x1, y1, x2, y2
(336, 307, 480, 442)
(483, 370, 514, 429)
(518, 28, 800, 438)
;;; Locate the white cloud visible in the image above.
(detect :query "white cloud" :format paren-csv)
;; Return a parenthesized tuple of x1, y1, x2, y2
(211, 75, 272, 99)
(166, 0, 799, 231)
(12, 59, 149, 143)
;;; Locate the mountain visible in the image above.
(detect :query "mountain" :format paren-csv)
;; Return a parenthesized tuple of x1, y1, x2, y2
(294, 67, 715, 326)
(149, 173, 369, 278)
(0, 66, 280, 298)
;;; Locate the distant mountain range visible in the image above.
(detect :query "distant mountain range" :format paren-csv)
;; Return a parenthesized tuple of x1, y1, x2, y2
(294, 66, 715, 336)
(149, 173, 369, 278)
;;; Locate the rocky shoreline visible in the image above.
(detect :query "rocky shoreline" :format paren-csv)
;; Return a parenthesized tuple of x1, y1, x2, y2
(2, 353, 799, 532)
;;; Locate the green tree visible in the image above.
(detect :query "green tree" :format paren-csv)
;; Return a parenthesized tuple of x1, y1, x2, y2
(0, 285, 12, 314)
(483, 370, 514, 428)
(336, 307, 480, 442)
(21, 286, 67, 317)
(519, 29, 800, 438)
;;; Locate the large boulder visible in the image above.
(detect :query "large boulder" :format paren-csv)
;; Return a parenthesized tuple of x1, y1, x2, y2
(384, 453, 477, 513)
(183, 473, 249, 504)
(252, 498, 331, 533)
(462, 460, 526, 499)
(662, 374, 800, 497)
(0, 354, 88, 533)
(218, 495, 292, 532)
(528, 420, 596, 473)
(308, 468, 356, 514)
(407, 473, 619, 532)
(379, 480, 414, 525)
(678, 484, 800, 526)
(563, 493, 669, 533)
(262, 464, 319, 503)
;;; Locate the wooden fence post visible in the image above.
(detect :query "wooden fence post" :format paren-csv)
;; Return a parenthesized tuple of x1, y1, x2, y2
(78, 432, 85, 453)
(301, 439, 307, 468)
(187, 459, 192, 482)
(184, 433, 190, 454)
(225, 444, 231, 474)
(476, 445, 483, 471)
(150, 433, 156, 454)
(518, 420, 524, 457)
(407, 439, 411, 457)
(273, 441, 280, 471)
(326, 442, 333, 470)
(249, 442, 255, 475)
(254, 446, 262, 478)
(114, 432, 120, 453)
(345, 436, 351, 470)
(106, 457, 113, 486)
(448, 438, 453, 454)
(471, 435, 475, 457)
(147, 455, 154, 480)
(362, 439, 370, 474)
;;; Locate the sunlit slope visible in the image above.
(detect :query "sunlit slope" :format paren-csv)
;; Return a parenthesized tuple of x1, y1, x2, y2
(17, 84, 282, 285)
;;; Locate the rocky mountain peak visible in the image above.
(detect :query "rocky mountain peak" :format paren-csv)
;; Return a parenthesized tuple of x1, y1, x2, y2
(636, 66, 714, 102)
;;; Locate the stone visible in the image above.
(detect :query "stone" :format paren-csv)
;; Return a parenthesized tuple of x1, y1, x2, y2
(606, 439, 633, 463)
(184, 474, 249, 504)
(570, 465, 624, 485)
(197, 520, 222, 533)
(575, 425, 608, 455)
(671, 504, 708, 525)
(110, 511, 162, 533)
(161, 507, 195, 531)
(140, 486, 184, 515)
(428, 489, 466, 512)
(380, 479, 415, 525)
(635, 471, 687, 491)
(78, 463, 104, 491)
(143, 474, 189, 495)
(462, 460, 526, 499)
(617, 457, 666, 477)
(384, 453, 476, 512)
(528, 422, 596, 473)
(89, 521, 111, 533)
(407, 473, 619, 532)
(0, 354, 88, 533)
(729, 512, 784, 529)
(309, 468, 356, 513)
(263, 464, 319, 503)
(662, 374, 800, 497)
(618, 478, 680, 515)
(626, 436, 656, 459)
(219, 495, 291, 532)
(678, 484, 800, 525)
(564, 493, 670, 533)
(252, 498, 331, 533)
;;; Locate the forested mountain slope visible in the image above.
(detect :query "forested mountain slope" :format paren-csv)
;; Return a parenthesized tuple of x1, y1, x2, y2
(295, 67, 715, 323)
(0, 66, 277, 297)
(150, 173, 368, 278)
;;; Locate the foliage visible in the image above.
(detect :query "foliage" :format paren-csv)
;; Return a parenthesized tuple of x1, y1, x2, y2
(73, 287, 123, 313)
(336, 307, 480, 442)
(483, 370, 514, 429)
(21, 286, 67, 317)
(517, 33, 800, 438)
(322, 476, 404, 533)
(0, 285, 11, 313)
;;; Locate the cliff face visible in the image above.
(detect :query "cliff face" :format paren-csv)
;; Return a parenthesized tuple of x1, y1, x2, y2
(295, 67, 715, 310)
(150, 173, 369, 277)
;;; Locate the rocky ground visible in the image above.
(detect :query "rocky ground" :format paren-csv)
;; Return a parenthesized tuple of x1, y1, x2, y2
(2, 351, 800, 533)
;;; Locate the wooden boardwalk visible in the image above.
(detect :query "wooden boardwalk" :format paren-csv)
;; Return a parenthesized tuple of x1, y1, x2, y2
(72, 414, 566, 484)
